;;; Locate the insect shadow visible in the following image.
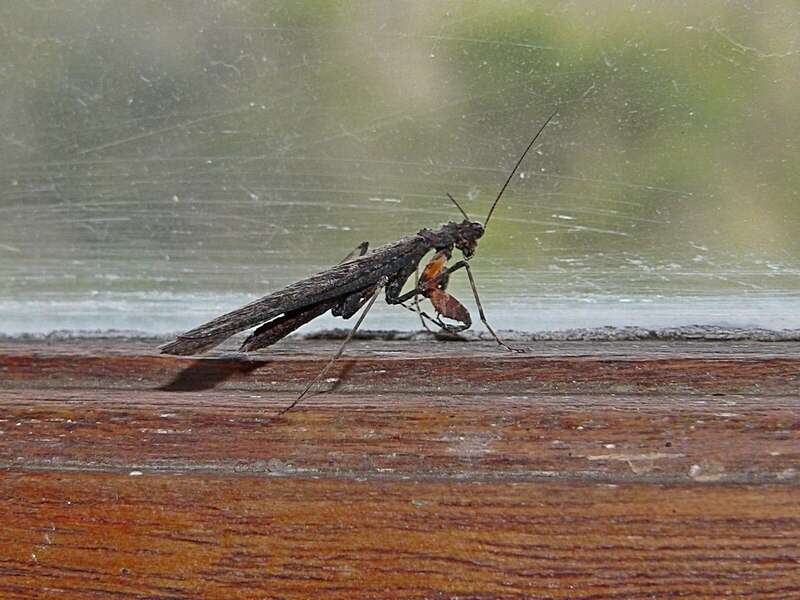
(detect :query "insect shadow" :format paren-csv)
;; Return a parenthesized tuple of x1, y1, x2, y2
(158, 356, 267, 392)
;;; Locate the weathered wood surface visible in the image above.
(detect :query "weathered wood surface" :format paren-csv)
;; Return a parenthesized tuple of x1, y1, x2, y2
(0, 338, 798, 598)
(3, 338, 800, 395)
(2, 474, 797, 599)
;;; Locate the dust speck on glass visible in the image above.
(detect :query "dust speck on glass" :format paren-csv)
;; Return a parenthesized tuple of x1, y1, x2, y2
(1, 2, 798, 335)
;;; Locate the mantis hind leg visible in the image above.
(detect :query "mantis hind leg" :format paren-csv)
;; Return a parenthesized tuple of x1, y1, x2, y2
(339, 241, 369, 263)
(277, 276, 389, 416)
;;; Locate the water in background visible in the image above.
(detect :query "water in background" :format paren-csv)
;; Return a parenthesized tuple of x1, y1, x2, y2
(1, 2, 799, 335)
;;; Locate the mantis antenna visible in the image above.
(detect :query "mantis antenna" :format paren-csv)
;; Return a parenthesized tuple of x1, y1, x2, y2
(446, 192, 471, 221)
(484, 109, 558, 229)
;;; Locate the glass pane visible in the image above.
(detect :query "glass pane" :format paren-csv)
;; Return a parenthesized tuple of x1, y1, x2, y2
(2, 1, 798, 335)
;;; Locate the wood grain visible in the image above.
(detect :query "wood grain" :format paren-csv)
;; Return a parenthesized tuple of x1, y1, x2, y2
(2, 473, 798, 599)
(0, 338, 798, 598)
(3, 339, 800, 396)
(0, 388, 798, 484)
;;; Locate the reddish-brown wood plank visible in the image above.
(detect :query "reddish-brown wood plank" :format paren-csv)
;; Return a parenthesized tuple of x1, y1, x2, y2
(0, 338, 798, 598)
(1, 339, 799, 396)
(1, 473, 798, 600)
(0, 389, 797, 484)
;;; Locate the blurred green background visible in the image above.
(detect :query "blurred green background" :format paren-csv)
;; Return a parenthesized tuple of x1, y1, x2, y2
(1, 1, 798, 333)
